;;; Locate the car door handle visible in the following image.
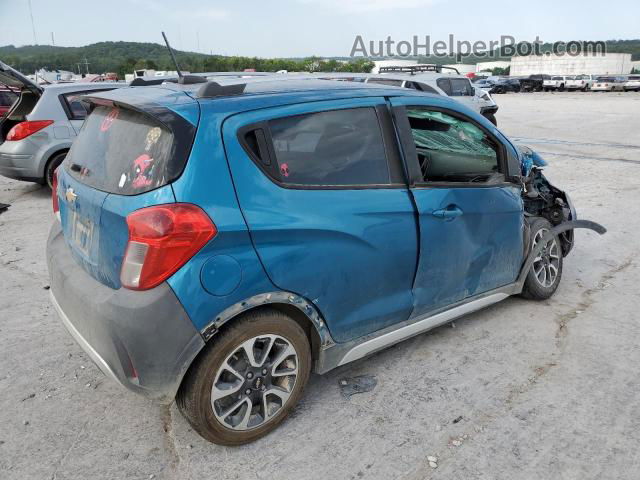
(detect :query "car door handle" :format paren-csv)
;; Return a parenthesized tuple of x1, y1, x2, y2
(432, 206, 463, 220)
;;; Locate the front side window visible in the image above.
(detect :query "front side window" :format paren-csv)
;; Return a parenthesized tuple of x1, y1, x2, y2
(268, 108, 390, 186)
(406, 108, 500, 183)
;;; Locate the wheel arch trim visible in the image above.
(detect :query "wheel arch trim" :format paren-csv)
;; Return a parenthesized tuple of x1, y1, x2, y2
(200, 291, 336, 350)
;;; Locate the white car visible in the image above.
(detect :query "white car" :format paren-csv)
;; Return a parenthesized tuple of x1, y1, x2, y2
(315, 67, 500, 125)
(591, 76, 626, 92)
(543, 76, 568, 91)
(624, 75, 640, 92)
(566, 74, 595, 91)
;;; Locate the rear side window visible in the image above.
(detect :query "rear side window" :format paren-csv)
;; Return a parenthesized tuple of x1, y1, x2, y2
(268, 108, 390, 186)
(65, 105, 177, 194)
(62, 92, 91, 120)
(410, 82, 439, 94)
(449, 78, 474, 96)
(367, 78, 404, 87)
(436, 78, 452, 95)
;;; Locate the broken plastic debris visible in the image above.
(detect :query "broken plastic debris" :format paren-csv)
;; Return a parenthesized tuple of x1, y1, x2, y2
(339, 375, 377, 398)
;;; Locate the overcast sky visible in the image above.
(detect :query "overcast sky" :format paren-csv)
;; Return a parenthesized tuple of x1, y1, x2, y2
(1, 0, 638, 57)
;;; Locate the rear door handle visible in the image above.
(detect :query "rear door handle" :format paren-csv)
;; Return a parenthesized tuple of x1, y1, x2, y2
(432, 205, 463, 221)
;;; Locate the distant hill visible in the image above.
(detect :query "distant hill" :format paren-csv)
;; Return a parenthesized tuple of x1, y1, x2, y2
(1, 39, 638, 78)
(0, 41, 374, 78)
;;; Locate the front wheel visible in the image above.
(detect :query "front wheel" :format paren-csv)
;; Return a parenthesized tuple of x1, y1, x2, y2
(521, 218, 563, 300)
(177, 308, 311, 445)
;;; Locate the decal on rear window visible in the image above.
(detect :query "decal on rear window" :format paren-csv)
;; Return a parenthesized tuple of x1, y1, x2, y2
(65, 105, 176, 195)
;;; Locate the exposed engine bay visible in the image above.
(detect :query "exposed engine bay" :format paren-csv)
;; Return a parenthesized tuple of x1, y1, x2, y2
(518, 146, 575, 256)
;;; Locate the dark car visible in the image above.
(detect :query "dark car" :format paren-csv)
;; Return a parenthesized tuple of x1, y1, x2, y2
(520, 74, 551, 92)
(491, 78, 521, 93)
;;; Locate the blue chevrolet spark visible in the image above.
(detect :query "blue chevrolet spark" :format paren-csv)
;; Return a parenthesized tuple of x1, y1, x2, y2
(47, 77, 603, 445)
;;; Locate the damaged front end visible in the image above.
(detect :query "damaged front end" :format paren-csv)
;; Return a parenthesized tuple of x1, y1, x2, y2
(518, 145, 576, 256)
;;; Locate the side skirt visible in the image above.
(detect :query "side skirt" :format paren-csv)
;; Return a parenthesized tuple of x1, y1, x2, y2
(315, 284, 517, 373)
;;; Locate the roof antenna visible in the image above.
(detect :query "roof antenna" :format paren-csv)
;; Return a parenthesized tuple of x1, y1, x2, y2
(161, 31, 206, 85)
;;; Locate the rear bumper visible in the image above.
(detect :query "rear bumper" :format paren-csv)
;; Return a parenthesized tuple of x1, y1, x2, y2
(0, 151, 42, 182)
(0, 140, 43, 182)
(47, 222, 205, 403)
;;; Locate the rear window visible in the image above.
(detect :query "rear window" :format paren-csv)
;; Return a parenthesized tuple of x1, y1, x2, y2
(449, 78, 474, 96)
(64, 105, 176, 194)
(367, 78, 404, 87)
(268, 108, 390, 186)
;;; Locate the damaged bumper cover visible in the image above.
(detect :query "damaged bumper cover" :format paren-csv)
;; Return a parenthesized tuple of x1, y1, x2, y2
(47, 223, 205, 403)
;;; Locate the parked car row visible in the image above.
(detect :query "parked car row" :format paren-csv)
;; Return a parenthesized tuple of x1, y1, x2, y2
(474, 73, 640, 93)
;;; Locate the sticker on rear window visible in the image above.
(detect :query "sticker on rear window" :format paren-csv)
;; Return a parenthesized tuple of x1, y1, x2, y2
(100, 107, 119, 132)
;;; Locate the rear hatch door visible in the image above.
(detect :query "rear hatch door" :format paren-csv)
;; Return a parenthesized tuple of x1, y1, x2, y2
(56, 87, 199, 288)
(0, 61, 43, 95)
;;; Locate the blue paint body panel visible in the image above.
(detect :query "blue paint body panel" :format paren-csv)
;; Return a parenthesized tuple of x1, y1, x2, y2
(388, 96, 524, 318)
(168, 100, 276, 332)
(409, 186, 523, 316)
(222, 98, 418, 343)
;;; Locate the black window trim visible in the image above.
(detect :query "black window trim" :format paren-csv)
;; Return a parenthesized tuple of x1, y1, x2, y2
(236, 104, 408, 191)
(390, 102, 518, 189)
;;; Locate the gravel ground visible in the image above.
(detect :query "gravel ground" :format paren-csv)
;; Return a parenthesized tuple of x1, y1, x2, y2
(1, 91, 639, 480)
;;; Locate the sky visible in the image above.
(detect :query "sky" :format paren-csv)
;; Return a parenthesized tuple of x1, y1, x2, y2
(0, 0, 638, 57)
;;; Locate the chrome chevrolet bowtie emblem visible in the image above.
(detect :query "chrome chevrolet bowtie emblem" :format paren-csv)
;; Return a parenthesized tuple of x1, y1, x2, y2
(65, 187, 77, 203)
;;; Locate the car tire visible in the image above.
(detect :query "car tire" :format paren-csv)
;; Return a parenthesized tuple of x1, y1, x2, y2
(176, 308, 311, 445)
(44, 151, 67, 189)
(484, 112, 497, 126)
(521, 218, 563, 301)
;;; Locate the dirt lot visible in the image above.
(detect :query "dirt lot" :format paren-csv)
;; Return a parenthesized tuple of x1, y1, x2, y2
(1, 91, 639, 480)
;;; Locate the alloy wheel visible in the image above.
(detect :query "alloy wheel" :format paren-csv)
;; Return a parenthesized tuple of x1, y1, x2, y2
(211, 334, 299, 431)
(531, 228, 561, 288)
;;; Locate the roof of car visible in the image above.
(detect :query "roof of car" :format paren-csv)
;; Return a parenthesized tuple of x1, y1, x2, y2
(83, 76, 472, 121)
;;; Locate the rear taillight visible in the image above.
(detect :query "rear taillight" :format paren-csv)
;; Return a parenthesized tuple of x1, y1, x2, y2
(52, 170, 59, 215)
(120, 204, 217, 290)
(6, 120, 54, 141)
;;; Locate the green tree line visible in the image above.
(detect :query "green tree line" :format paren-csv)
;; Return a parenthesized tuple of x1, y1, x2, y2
(0, 42, 374, 78)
